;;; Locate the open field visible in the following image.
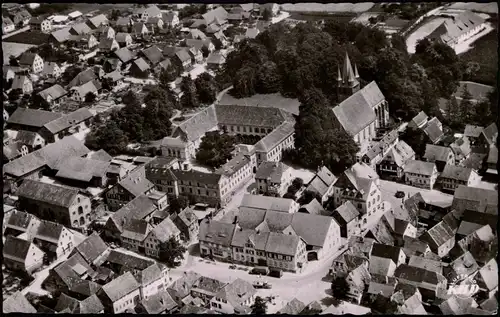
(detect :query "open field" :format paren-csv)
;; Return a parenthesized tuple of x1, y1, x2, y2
(448, 2, 498, 14)
(3, 31, 49, 45)
(405, 17, 448, 54)
(282, 3, 374, 13)
(2, 42, 36, 64)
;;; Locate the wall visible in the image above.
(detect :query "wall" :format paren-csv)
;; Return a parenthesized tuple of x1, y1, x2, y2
(68, 194, 92, 229)
(112, 288, 141, 313)
(140, 269, 169, 300)
(370, 257, 396, 276)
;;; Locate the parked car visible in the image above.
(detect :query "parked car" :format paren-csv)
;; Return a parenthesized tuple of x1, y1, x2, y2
(253, 280, 272, 289)
(268, 268, 283, 278)
(250, 266, 270, 275)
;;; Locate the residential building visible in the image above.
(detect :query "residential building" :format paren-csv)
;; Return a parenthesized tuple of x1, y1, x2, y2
(13, 10, 32, 26)
(450, 137, 472, 164)
(87, 14, 108, 29)
(423, 144, 455, 172)
(69, 80, 100, 102)
(188, 46, 203, 64)
(332, 163, 384, 231)
(367, 274, 398, 298)
(98, 38, 120, 52)
(427, 11, 486, 49)
(3, 292, 37, 313)
(439, 164, 480, 192)
(114, 47, 136, 65)
(403, 160, 438, 189)
(172, 207, 200, 242)
(146, 17, 164, 32)
(240, 194, 299, 214)
(298, 199, 326, 215)
(16, 179, 92, 229)
(210, 278, 256, 314)
(143, 217, 181, 258)
(332, 201, 361, 239)
(55, 156, 109, 188)
(29, 16, 51, 33)
(162, 11, 179, 27)
(167, 271, 201, 304)
(394, 264, 447, 300)
(408, 111, 429, 130)
(185, 38, 215, 52)
(97, 272, 141, 313)
(33, 220, 74, 260)
(115, 32, 133, 47)
(3, 235, 45, 274)
(105, 166, 155, 211)
(40, 108, 93, 143)
(215, 152, 256, 198)
(369, 243, 407, 276)
(254, 121, 295, 164)
(132, 22, 150, 37)
(135, 263, 169, 300)
(133, 4, 162, 22)
(11, 75, 33, 94)
(361, 130, 399, 168)
(202, 6, 228, 25)
(129, 58, 150, 77)
(6, 107, 62, 133)
(68, 34, 98, 50)
(96, 25, 115, 39)
(18, 52, 44, 73)
(38, 84, 69, 107)
(4, 210, 41, 241)
(41, 61, 62, 78)
(419, 219, 456, 258)
(136, 290, 178, 314)
(69, 22, 92, 35)
(2, 17, 15, 34)
(377, 140, 415, 180)
(69, 232, 108, 266)
(255, 161, 293, 197)
(424, 117, 445, 144)
(451, 185, 497, 215)
(305, 166, 337, 204)
(141, 45, 164, 66)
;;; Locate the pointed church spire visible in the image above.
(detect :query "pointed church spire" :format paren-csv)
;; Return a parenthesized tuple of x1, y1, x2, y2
(354, 64, 359, 79)
(343, 52, 355, 83)
(337, 65, 342, 82)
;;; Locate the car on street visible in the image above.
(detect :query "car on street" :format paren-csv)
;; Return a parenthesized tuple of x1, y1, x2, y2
(253, 280, 272, 289)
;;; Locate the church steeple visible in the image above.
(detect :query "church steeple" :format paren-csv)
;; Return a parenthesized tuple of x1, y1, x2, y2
(337, 65, 342, 82)
(354, 64, 360, 79)
(343, 52, 356, 84)
(337, 52, 361, 103)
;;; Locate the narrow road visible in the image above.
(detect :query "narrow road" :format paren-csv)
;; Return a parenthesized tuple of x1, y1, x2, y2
(2, 26, 30, 40)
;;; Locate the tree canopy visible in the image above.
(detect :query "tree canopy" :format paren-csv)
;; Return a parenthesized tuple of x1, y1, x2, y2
(250, 296, 267, 315)
(158, 236, 187, 268)
(196, 131, 236, 170)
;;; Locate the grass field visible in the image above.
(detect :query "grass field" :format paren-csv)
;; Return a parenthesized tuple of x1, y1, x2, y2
(2, 42, 36, 64)
(459, 28, 498, 86)
(448, 2, 498, 14)
(282, 3, 374, 13)
(3, 31, 49, 46)
(405, 17, 448, 54)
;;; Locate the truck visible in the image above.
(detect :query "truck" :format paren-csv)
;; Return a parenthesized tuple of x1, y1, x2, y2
(249, 266, 270, 275)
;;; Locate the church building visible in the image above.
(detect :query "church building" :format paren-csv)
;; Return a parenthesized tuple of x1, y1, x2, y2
(333, 52, 390, 160)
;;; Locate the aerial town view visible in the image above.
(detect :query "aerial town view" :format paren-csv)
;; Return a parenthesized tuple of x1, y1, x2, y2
(2, 2, 498, 315)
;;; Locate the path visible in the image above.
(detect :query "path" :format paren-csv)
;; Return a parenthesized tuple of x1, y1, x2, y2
(2, 26, 30, 40)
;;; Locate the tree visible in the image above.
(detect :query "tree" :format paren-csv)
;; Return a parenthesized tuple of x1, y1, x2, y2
(250, 296, 267, 315)
(201, 46, 210, 58)
(101, 77, 113, 92)
(158, 236, 187, 268)
(194, 72, 217, 105)
(262, 8, 272, 21)
(331, 276, 350, 302)
(31, 93, 51, 110)
(169, 195, 190, 214)
(458, 85, 473, 124)
(298, 190, 322, 205)
(180, 76, 200, 108)
(85, 121, 129, 155)
(85, 92, 96, 103)
(255, 61, 281, 94)
(61, 65, 83, 85)
(445, 97, 460, 129)
(9, 55, 19, 66)
(159, 64, 179, 88)
(232, 66, 257, 97)
(196, 131, 236, 169)
(8, 89, 22, 102)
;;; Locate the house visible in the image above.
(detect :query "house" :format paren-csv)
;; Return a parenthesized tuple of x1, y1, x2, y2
(255, 161, 293, 197)
(424, 117, 445, 144)
(69, 22, 92, 36)
(4, 210, 41, 241)
(29, 16, 51, 33)
(132, 22, 150, 37)
(367, 274, 398, 298)
(133, 4, 162, 22)
(206, 52, 226, 70)
(13, 10, 32, 26)
(69, 232, 108, 266)
(299, 199, 326, 215)
(175, 49, 192, 70)
(485, 145, 498, 177)
(68, 34, 99, 50)
(464, 124, 490, 149)
(141, 45, 164, 66)
(260, 3, 280, 16)
(105, 166, 155, 211)
(305, 166, 336, 204)
(188, 46, 203, 64)
(198, 220, 236, 261)
(439, 295, 485, 315)
(114, 47, 135, 64)
(240, 194, 299, 214)
(11, 75, 33, 95)
(3, 140, 28, 162)
(154, 58, 172, 74)
(102, 250, 155, 275)
(69, 80, 100, 102)
(452, 185, 497, 215)
(332, 201, 361, 239)
(419, 219, 456, 258)
(439, 164, 480, 192)
(390, 284, 427, 314)
(142, 217, 180, 258)
(3, 235, 45, 274)
(167, 271, 201, 304)
(41, 62, 62, 78)
(172, 207, 200, 242)
(97, 271, 141, 313)
(377, 140, 415, 180)
(103, 58, 123, 73)
(450, 137, 472, 165)
(96, 25, 115, 40)
(2, 16, 15, 34)
(408, 111, 429, 130)
(202, 6, 228, 25)
(361, 130, 399, 168)
(206, 23, 221, 34)
(13, 130, 45, 153)
(49, 27, 72, 44)
(18, 52, 44, 73)
(393, 264, 447, 300)
(190, 275, 227, 303)
(102, 70, 124, 88)
(129, 58, 150, 78)
(427, 11, 486, 49)
(87, 14, 109, 29)
(254, 121, 295, 164)
(135, 263, 169, 300)
(185, 38, 215, 52)
(210, 278, 256, 314)
(369, 243, 407, 276)
(41, 107, 93, 143)
(55, 293, 105, 313)
(136, 290, 178, 314)
(403, 160, 438, 189)
(162, 11, 179, 27)
(475, 258, 498, 298)
(67, 67, 103, 88)
(3, 135, 90, 185)
(16, 179, 93, 229)
(345, 260, 371, 303)
(333, 53, 389, 156)
(278, 298, 306, 314)
(146, 17, 164, 32)
(115, 32, 133, 47)
(114, 16, 133, 31)
(98, 38, 120, 52)
(423, 144, 455, 172)
(215, 152, 256, 199)
(3, 292, 37, 313)
(33, 220, 74, 260)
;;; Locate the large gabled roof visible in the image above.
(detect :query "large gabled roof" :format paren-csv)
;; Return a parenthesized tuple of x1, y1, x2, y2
(16, 179, 79, 208)
(7, 107, 63, 128)
(101, 271, 140, 302)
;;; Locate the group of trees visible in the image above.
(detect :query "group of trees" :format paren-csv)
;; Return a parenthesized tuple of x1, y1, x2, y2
(179, 73, 218, 108)
(195, 131, 236, 170)
(158, 236, 187, 268)
(85, 87, 174, 154)
(29, 43, 79, 65)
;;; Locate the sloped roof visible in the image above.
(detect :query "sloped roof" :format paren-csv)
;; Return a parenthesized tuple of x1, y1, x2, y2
(142, 45, 163, 65)
(110, 195, 157, 232)
(215, 278, 256, 311)
(11, 74, 30, 90)
(206, 52, 226, 64)
(254, 121, 295, 152)
(50, 27, 72, 42)
(36, 220, 65, 241)
(4, 235, 33, 261)
(420, 220, 455, 249)
(332, 201, 359, 225)
(424, 144, 453, 162)
(3, 292, 37, 313)
(265, 232, 301, 256)
(73, 232, 108, 264)
(80, 294, 104, 313)
(118, 166, 155, 197)
(394, 264, 446, 286)
(68, 68, 96, 88)
(411, 111, 428, 127)
(175, 48, 191, 63)
(7, 210, 37, 229)
(441, 164, 474, 181)
(172, 169, 222, 185)
(39, 84, 67, 101)
(454, 81, 494, 102)
(132, 57, 150, 71)
(424, 118, 444, 143)
(136, 263, 165, 286)
(44, 108, 93, 134)
(383, 140, 415, 167)
(240, 194, 295, 213)
(483, 123, 497, 144)
(215, 104, 289, 128)
(301, 198, 326, 215)
(102, 271, 140, 302)
(199, 220, 236, 246)
(370, 243, 403, 263)
(279, 298, 306, 314)
(403, 160, 435, 176)
(8, 107, 63, 128)
(152, 217, 180, 242)
(88, 14, 108, 28)
(215, 153, 250, 177)
(71, 22, 92, 35)
(18, 52, 39, 65)
(167, 271, 201, 298)
(139, 290, 177, 314)
(16, 179, 79, 207)
(174, 104, 218, 142)
(89, 149, 112, 162)
(202, 6, 228, 25)
(114, 47, 135, 63)
(255, 161, 290, 183)
(104, 250, 154, 270)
